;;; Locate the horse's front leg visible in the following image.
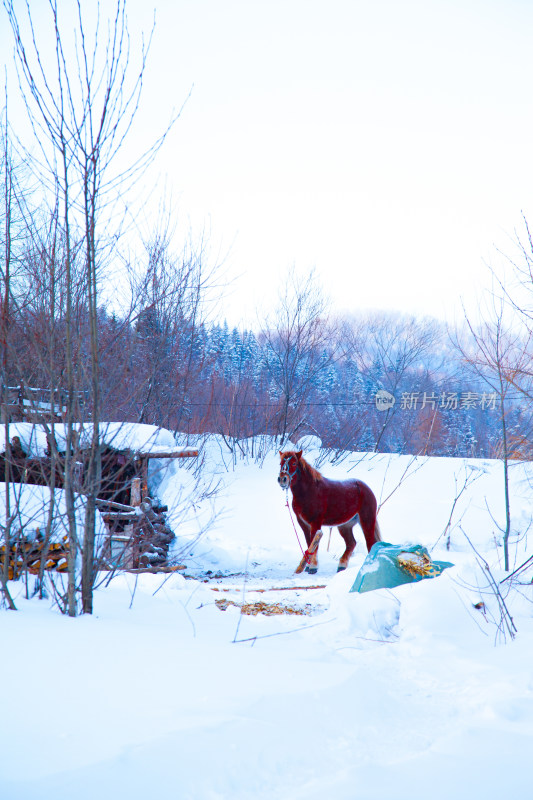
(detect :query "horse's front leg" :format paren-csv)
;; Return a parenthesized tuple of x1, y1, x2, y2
(306, 546, 319, 574)
(305, 524, 322, 575)
(296, 518, 321, 575)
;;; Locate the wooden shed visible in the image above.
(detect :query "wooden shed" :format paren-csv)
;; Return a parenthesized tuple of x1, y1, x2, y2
(0, 423, 198, 572)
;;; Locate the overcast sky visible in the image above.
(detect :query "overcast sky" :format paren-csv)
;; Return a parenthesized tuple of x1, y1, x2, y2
(3, 0, 533, 327)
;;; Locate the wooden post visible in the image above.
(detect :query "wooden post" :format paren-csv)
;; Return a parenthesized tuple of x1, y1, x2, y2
(130, 477, 141, 507)
(141, 456, 148, 500)
(73, 460, 83, 493)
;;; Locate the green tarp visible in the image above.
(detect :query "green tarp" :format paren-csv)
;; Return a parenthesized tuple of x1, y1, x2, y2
(350, 542, 454, 594)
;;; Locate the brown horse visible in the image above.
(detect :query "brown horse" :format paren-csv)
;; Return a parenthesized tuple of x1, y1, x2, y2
(278, 450, 382, 574)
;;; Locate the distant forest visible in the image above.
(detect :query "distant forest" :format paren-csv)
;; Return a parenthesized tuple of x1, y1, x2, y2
(5, 288, 531, 459)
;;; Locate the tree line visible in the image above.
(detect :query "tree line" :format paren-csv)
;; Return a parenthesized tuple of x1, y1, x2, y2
(2, 245, 531, 463)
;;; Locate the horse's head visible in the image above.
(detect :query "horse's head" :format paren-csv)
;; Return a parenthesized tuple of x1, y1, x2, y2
(278, 450, 302, 490)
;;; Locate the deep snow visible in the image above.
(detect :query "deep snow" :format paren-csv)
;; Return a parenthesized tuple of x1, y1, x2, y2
(2, 434, 533, 800)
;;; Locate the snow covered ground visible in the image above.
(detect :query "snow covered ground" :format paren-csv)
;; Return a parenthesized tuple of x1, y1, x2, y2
(2, 434, 533, 799)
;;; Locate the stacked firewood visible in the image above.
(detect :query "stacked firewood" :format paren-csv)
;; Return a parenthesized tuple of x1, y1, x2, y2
(135, 498, 175, 567)
(99, 496, 176, 569)
(0, 535, 68, 580)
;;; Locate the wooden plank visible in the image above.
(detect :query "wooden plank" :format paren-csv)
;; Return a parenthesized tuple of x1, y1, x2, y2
(211, 585, 326, 593)
(102, 512, 138, 521)
(143, 450, 199, 459)
(96, 498, 136, 512)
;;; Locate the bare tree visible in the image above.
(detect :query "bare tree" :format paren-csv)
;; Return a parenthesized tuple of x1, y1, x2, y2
(3, 0, 173, 613)
(337, 311, 442, 453)
(129, 229, 217, 431)
(0, 107, 17, 609)
(488, 217, 533, 415)
(260, 266, 333, 444)
(451, 294, 532, 571)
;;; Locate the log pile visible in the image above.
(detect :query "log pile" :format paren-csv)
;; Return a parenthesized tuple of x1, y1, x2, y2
(0, 498, 177, 579)
(136, 498, 176, 568)
(99, 496, 176, 569)
(0, 499, 179, 579)
(0, 535, 68, 581)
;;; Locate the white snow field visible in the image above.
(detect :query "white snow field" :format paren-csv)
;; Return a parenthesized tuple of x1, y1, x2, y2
(2, 433, 533, 800)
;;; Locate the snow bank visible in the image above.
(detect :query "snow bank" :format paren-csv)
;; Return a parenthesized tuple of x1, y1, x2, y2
(2, 433, 533, 800)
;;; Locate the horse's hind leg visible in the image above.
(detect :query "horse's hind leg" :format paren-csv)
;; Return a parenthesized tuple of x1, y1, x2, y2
(337, 523, 356, 571)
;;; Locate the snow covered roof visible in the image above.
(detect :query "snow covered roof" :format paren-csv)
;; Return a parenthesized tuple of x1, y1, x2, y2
(0, 422, 197, 459)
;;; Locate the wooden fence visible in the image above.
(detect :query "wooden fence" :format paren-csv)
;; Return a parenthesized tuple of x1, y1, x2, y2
(0, 384, 88, 423)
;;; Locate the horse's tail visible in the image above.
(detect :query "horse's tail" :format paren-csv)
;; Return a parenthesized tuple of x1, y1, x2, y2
(374, 517, 383, 542)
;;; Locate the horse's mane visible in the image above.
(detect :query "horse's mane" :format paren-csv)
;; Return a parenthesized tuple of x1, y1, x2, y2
(285, 451, 323, 483)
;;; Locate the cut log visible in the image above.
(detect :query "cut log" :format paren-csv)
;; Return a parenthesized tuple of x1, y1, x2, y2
(294, 530, 323, 574)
